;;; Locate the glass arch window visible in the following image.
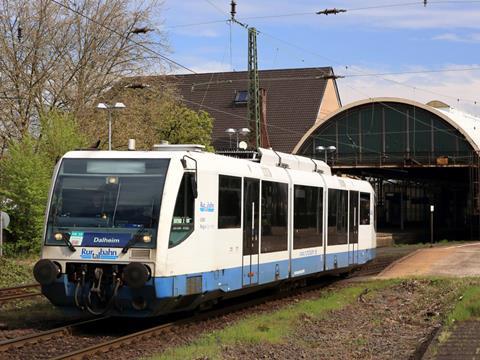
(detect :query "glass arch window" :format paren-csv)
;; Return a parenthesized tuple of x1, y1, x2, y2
(300, 101, 474, 167)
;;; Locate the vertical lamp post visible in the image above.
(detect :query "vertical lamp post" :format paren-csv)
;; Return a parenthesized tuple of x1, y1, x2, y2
(225, 127, 251, 149)
(97, 102, 126, 150)
(430, 204, 435, 246)
(315, 145, 337, 163)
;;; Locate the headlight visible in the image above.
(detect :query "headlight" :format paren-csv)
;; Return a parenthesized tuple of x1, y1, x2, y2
(142, 235, 152, 243)
(106, 176, 118, 184)
(54, 232, 63, 241)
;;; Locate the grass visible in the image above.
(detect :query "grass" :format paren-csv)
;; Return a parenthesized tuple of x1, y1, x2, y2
(0, 255, 85, 327)
(445, 285, 480, 325)
(393, 240, 470, 248)
(151, 280, 394, 360)
(0, 255, 36, 288)
(425, 280, 480, 356)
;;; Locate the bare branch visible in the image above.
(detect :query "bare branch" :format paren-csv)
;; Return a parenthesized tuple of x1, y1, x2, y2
(0, 0, 167, 142)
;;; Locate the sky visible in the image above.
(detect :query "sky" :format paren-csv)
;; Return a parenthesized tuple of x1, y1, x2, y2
(154, 0, 480, 115)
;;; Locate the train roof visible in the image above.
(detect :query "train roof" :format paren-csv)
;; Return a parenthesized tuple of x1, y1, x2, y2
(63, 144, 331, 175)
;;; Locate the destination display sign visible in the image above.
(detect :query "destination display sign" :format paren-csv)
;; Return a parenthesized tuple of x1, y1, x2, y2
(69, 231, 132, 247)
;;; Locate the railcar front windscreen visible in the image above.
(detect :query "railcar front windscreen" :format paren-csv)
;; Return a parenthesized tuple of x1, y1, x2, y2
(45, 158, 169, 249)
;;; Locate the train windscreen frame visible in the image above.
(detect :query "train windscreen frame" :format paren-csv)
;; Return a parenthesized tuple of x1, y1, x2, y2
(45, 158, 169, 249)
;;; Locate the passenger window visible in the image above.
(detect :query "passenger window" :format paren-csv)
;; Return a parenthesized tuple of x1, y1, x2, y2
(328, 189, 348, 245)
(218, 175, 242, 228)
(261, 181, 288, 253)
(169, 173, 195, 248)
(360, 192, 371, 225)
(294, 185, 323, 249)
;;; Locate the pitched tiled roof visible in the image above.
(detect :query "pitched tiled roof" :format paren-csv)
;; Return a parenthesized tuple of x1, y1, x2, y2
(128, 67, 336, 153)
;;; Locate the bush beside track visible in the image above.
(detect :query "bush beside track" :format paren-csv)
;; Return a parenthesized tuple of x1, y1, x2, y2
(0, 257, 35, 288)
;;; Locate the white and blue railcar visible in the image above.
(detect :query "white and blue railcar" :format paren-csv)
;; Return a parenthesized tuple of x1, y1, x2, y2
(34, 145, 376, 317)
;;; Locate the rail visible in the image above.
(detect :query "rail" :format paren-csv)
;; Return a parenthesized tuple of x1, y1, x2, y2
(0, 253, 402, 359)
(0, 317, 108, 352)
(51, 258, 398, 360)
(0, 283, 42, 302)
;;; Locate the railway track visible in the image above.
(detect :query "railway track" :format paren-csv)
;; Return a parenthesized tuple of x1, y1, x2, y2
(0, 283, 42, 302)
(0, 253, 406, 359)
(0, 317, 108, 352)
(50, 282, 331, 360)
(348, 255, 401, 277)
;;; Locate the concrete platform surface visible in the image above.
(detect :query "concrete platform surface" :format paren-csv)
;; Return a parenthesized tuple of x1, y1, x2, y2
(431, 320, 480, 360)
(377, 242, 480, 278)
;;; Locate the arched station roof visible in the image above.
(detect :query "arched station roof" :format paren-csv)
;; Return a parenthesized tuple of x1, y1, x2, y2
(294, 97, 480, 155)
(293, 98, 480, 169)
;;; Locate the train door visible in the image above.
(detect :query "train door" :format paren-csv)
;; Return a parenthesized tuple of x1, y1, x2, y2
(349, 191, 359, 265)
(243, 178, 259, 286)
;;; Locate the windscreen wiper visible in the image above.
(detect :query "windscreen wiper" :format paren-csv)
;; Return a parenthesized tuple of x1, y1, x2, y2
(62, 233, 76, 252)
(122, 225, 145, 254)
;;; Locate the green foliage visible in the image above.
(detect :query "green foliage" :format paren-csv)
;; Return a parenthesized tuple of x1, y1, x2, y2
(155, 105, 214, 151)
(447, 285, 480, 325)
(0, 136, 51, 254)
(0, 256, 35, 287)
(39, 111, 87, 163)
(81, 84, 215, 151)
(0, 111, 86, 255)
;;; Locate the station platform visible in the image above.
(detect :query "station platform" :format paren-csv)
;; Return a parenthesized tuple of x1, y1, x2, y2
(377, 242, 480, 278)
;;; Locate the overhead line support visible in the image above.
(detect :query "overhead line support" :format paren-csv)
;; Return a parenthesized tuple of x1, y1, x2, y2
(316, 8, 347, 15)
(248, 27, 260, 149)
(230, 0, 260, 149)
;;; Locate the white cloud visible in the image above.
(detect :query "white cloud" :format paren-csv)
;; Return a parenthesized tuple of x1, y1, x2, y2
(337, 64, 480, 116)
(433, 32, 480, 43)
(161, 0, 480, 33)
(357, 8, 480, 30)
(167, 56, 231, 74)
(189, 60, 232, 73)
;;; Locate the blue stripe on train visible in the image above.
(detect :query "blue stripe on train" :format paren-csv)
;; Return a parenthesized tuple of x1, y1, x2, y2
(154, 248, 376, 298)
(57, 248, 375, 299)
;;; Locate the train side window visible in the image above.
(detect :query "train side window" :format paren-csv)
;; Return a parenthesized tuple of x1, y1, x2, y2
(360, 192, 371, 225)
(169, 173, 195, 248)
(294, 185, 323, 249)
(261, 181, 288, 253)
(328, 189, 348, 245)
(218, 175, 241, 228)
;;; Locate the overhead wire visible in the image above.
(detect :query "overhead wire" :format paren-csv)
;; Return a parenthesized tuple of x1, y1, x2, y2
(349, 0, 480, 11)
(50, 0, 479, 155)
(160, 0, 480, 108)
(186, 0, 480, 148)
(256, 28, 480, 107)
(165, 0, 480, 28)
(45, 1, 389, 154)
(203, 0, 227, 16)
(179, 66, 480, 91)
(162, 0, 480, 107)
(48, 0, 197, 74)
(338, 80, 474, 144)
(199, 31, 231, 108)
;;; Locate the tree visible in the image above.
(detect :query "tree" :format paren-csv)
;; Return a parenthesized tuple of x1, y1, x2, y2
(156, 105, 214, 151)
(0, 111, 87, 254)
(39, 111, 88, 163)
(0, 136, 50, 254)
(80, 82, 214, 151)
(0, 0, 167, 154)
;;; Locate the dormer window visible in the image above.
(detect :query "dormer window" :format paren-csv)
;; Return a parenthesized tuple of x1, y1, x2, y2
(234, 90, 249, 105)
